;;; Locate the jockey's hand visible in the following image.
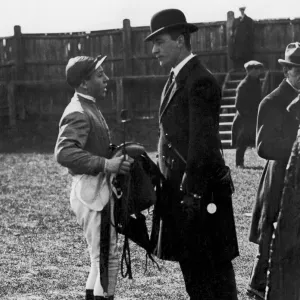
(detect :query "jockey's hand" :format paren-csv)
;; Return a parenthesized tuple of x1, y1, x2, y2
(105, 155, 134, 174)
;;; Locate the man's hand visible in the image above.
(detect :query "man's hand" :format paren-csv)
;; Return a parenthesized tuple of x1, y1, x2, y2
(181, 194, 198, 222)
(105, 155, 134, 174)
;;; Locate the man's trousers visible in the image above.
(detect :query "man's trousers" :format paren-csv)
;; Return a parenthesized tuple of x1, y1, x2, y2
(179, 257, 238, 300)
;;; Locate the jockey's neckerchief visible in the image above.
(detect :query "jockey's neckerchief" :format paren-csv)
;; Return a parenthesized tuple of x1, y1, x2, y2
(100, 201, 110, 295)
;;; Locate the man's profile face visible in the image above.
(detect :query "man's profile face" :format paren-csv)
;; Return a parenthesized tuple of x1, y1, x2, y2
(86, 65, 109, 99)
(151, 33, 181, 68)
(287, 66, 300, 90)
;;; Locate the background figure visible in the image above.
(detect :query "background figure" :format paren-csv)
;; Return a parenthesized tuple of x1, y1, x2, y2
(230, 6, 254, 70)
(231, 60, 264, 167)
(247, 42, 300, 300)
(266, 94, 300, 300)
(145, 9, 239, 300)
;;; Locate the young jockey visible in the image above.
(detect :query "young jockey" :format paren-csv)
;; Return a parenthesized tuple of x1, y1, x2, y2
(55, 55, 133, 299)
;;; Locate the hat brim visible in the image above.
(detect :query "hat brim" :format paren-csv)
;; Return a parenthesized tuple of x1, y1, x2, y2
(244, 63, 264, 69)
(85, 55, 107, 78)
(144, 23, 198, 42)
(278, 59, 300, 67)
(95, 55, 107, 70)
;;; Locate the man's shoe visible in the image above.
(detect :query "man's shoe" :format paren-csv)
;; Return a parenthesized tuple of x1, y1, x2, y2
(246, 287, 265, 300)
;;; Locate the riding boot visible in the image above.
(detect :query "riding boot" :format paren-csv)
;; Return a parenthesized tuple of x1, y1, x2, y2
(86, 290, 94, 300)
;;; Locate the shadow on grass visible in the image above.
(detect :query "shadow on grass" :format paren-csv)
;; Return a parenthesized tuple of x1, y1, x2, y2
(241, 166, 264, 170)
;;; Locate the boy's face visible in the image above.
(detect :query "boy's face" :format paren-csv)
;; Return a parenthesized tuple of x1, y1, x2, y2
(86, 66, 109, 99)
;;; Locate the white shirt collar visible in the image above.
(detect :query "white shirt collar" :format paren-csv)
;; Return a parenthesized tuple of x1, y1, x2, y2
(75, 91, 96, 103)
(286, 79, 300, 93)
(171, 53, 196, 79)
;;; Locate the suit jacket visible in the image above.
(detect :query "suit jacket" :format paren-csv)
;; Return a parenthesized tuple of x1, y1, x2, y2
(55, 93, 111, 176)
(231, 75, 262, 147)
(249, 79, 299, 244)
(158, 56, 225, 195)
(54, 93, 112, 211)
(151, 56, 239, 263)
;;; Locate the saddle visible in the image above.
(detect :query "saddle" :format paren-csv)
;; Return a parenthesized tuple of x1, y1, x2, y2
(110, 142, 164, 278)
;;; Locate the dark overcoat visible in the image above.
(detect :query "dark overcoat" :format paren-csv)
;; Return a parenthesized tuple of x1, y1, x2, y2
(249, 79, 299, 245)
(231, 75, 262, 147)
(266, 96, 300, 300)
(230, 15, 254, 63)
(150, 56, 239, 264)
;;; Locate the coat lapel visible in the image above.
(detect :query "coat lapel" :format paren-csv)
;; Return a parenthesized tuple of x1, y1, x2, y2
(280, 79, 299, 106)
(159, 81, 181, 121)
(159, 56, 200, 122)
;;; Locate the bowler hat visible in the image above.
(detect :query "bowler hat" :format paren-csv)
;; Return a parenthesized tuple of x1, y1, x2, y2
(278, 42, 300, 67)
(65, 55, 107, 88)
(144, 9, 198, 42)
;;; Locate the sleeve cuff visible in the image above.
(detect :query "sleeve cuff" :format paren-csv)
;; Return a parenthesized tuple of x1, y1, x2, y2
(93, 157, 106, 174)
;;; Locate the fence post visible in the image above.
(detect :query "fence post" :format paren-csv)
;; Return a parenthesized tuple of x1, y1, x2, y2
(290, 19, 295, 42)
(13, 25, 26, 120)
(226, 11, 235, 71)
(8, 82, 16, 127)
(122, 19, 133, 76)
(116, 78, 124, 123)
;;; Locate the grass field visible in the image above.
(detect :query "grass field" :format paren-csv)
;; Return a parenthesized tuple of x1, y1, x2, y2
(0, 149, 265, 300)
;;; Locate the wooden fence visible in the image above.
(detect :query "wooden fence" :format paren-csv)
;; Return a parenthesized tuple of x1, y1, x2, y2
(1, 12, 300, 131)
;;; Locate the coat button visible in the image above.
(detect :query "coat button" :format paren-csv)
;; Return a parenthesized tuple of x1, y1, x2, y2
(207, 203, 217, 214)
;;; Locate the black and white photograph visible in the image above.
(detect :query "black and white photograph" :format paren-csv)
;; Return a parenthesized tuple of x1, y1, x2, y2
(1, 0, 300, 299)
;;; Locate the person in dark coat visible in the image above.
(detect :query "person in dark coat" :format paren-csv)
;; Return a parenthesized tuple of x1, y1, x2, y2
(232, 60, 264, 167)
(145, 9, 239, 300)
(265, 94, 300, 300)
(247, 42, 300, 300)
(230, 6, 254, 70)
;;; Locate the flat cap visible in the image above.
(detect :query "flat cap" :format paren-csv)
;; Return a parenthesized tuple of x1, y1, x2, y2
(65, 55, 107, 88)
(244, 60, 264, 70)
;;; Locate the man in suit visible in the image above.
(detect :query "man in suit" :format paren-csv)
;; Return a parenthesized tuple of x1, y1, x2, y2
(145, 9, 239, 300)
(247, 42, 300, 300)
(232, 60, 264, 167)
(230, 6, 254, 70)
(54, 55, 133, 300)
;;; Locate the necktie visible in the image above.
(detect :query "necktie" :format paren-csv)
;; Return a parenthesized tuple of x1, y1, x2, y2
(164, 71, 174, 97)
(160, 71, 175, 115)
